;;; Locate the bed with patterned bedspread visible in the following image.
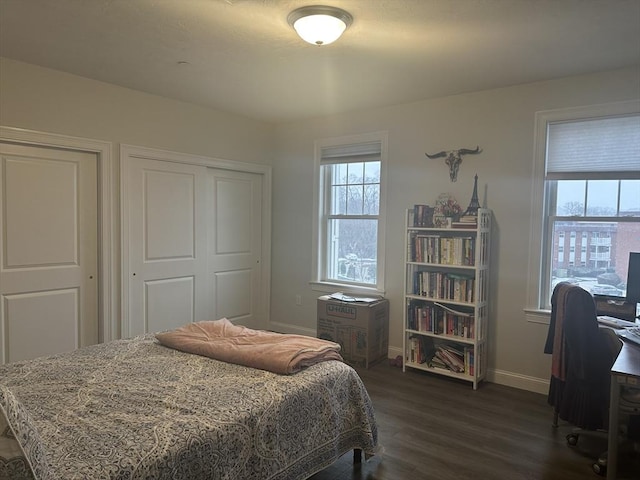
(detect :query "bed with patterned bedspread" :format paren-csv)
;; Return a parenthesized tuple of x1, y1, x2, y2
(0, 334, 378, 480)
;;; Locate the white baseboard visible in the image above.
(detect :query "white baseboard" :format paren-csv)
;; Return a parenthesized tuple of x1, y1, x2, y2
(388, 347, 549, 394)
(387, 345, 403, 358)
(486, 368, 550, 395)
(269, 321, 316, 337)
(267, 324, 550, 396)
(387, 351, 550, 395)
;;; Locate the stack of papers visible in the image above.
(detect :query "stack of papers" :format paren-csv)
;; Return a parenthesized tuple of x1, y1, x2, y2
(328, 292, 381, 303)
(617, 327, 640, 346)
(597, 315, 638, 329)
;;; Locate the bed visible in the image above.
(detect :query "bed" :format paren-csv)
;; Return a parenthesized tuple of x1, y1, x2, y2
(0, 330, 378, 480)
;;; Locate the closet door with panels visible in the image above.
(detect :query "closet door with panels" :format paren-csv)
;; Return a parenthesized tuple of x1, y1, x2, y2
(207, 168, 263, 328)
(122, 147, 268, 337)
(0, 143, 98, 363)
(124, 157, 208, 337)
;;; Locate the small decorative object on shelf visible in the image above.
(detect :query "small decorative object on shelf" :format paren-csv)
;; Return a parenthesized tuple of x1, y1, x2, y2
(453, 175, 482, 228)
(433, 193, 462, 228)
(403, 207, 491, 389)
(463, 174, 481, 215)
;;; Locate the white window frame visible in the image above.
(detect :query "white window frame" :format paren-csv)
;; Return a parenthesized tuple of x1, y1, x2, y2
(311, 131, 388, 294)
(525, 99, 640, 324)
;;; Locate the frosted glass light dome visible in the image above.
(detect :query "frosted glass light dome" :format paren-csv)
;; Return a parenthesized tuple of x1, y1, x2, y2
(288, 6, 353, 46)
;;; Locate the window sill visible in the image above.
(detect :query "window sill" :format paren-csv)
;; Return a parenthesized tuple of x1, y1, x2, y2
(525, 308, 551, 325)
(310, 281, 385, 297)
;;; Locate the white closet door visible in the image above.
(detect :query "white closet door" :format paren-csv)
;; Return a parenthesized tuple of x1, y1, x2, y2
(125, 158, 208, 336)
(207, 169, 263, 329)
(0, 143, 98, 364)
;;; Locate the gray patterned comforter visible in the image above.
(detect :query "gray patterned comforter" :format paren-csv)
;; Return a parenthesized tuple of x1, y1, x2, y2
(0, 335, 378, 480)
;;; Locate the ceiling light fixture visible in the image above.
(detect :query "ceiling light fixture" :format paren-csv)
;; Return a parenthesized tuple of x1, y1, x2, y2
(287, 5, 353, 46)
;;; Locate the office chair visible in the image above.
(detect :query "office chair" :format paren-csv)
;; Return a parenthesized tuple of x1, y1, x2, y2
(544, 282, 640, 476)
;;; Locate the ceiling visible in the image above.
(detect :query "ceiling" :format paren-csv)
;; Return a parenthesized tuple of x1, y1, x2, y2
(1, 0, 639, 123)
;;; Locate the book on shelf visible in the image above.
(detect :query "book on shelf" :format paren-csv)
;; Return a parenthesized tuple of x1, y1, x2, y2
(466, 347, 475, 376)
(433, 302, 474, 317)
(451, 214, 478, 228)
(407, 334, 474, 375)
(445, 313, 474, 338)
(408, 334, 436, 364)
(442, 351, 465, 372)
(432, 343, 466, 373)
(412, 204, 435, 227)
(430, 355, 447, 370)
(408, 233, 475, 266)
(407, 300, 475, 338)
(411, 270, 475, 303)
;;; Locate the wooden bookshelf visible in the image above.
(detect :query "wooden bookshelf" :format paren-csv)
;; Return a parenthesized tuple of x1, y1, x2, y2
(403, 208, 491, 389)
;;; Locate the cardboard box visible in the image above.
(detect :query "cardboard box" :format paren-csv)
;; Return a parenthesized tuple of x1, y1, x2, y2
(317, 295, 389, 368)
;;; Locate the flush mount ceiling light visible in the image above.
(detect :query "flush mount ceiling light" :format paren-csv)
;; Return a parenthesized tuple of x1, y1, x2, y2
(287, 5, 353, 46)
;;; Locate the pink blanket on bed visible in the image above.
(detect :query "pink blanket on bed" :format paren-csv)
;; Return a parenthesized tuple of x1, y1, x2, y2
(155, 318, 343, 374)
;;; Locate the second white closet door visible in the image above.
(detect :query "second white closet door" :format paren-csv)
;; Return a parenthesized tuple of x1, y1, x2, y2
(207, 168, 263, 329)
(126, 158, 208, 336)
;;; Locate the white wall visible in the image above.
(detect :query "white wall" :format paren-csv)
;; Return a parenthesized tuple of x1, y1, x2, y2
(271, 66, 640, 393)
(0, 58, 274, 164)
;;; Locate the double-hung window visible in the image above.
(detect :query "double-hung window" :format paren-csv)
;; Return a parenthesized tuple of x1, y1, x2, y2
(312, 132, 387, 293)
(526, 101, 640, 319)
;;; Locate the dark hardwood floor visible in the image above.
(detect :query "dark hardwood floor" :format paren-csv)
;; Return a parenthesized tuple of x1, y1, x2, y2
(310, 361, 640, 480)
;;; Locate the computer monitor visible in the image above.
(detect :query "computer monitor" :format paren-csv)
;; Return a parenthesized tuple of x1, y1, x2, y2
(626, 251, 640, 304)
(593, 252, 640, 322)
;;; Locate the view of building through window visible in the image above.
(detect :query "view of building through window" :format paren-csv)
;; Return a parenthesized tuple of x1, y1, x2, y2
(549, 179, 640, 300)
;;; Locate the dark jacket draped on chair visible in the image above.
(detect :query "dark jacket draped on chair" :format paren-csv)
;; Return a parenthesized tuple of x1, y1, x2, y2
(544, 282, 614, 430)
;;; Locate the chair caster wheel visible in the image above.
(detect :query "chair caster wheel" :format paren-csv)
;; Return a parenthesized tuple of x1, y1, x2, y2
(566, 433, 579, 446)
(592, 461, 606, 476)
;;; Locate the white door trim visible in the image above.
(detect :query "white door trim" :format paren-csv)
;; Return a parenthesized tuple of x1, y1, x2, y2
(0, 126, 116, 342)
(120, 144, 272, 336)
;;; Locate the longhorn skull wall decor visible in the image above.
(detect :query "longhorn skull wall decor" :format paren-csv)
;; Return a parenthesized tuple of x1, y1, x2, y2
(425, 146, 482, 182)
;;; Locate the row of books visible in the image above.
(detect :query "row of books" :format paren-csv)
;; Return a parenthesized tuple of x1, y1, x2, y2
(407, 335, 475, 375)
(406, 300, 475, 339)
(410, 270, 475, 303)
(410, 204, 435, 227)
(410, 205, 480, 229)
(409, 233, 476, 266)
(451, 214, 478, 228)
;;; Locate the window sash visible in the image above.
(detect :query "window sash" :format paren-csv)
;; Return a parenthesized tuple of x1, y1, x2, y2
(543, 216, 637, 304)
(541, 178, 640, 308)
(321, 161, 380, 287)
(326, 217, 378, 286)
(313, 132, 387, 293)
(549, 179, 640, 218)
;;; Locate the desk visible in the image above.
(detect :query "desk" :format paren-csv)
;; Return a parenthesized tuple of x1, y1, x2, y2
(607, 338, 640, 479)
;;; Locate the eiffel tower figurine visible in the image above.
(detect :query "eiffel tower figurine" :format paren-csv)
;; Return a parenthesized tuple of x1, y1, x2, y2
(463, 174, 481, 217)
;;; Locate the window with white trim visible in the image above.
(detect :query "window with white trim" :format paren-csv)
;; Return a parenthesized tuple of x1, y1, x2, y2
(312, 132, 387, 293)
(527, 102, 640, 317)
